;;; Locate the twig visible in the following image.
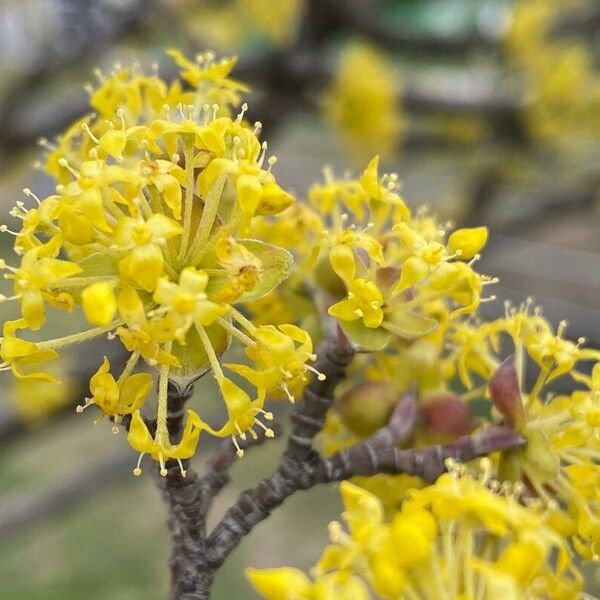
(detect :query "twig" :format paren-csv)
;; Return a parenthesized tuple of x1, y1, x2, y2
(205, 391, 523, 569)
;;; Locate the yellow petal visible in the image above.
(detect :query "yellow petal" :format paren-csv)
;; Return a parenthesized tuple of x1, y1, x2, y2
(447, 226, 488, 259)
(237, 174, 263, 216)
(246, 567, 312, 600)
(82, 282, 117, 325)
(99, 129, 126, 160)
(127, 410, 155, 453)
(329, 244, 355, 283)
(394, 256, 429, 292)
(120, 372, 153, 413)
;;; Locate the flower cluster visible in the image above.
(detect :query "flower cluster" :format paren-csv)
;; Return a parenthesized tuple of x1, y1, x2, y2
(251, 155, 494, 361)
(323, 44, 404, 160)
(0, 50, 321, 474)
(172, 0, 305, 50)
(248, 472, 581, 599)
(505, 0, 600, 144)
(315, 291, 600, 564)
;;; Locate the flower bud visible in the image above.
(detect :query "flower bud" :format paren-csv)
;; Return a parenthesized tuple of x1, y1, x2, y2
(335, 381, 401, 437)
(314, 255, 347, 297)
(489, 356, 525, 429)
(420, 393, 476, 439)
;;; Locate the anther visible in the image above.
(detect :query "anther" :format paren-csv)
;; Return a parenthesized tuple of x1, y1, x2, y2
(232, 436, 244, 458)
(236, 102, 248, 124)
(306, 364, 326, 381)
(82, 123, 100, 144)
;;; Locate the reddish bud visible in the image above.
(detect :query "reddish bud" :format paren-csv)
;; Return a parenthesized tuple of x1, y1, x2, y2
(489, 356, 525, 429)
(420, 393, 476, 438)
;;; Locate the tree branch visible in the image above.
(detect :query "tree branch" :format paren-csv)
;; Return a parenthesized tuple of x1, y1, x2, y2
(205, 378, 524, 570)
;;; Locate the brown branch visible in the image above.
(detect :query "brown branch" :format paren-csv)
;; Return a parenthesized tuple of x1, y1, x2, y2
(156, 381, 280, 599)
(204, 391, 523, 570)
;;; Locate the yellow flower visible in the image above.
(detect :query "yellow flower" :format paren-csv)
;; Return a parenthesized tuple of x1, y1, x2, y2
(525, 319, 600, 382)
(359, 156, 410, 223)
(204, 376, 273, 457)
(328, 278, 384, 329)
(198, 154, 293, 232)
(115, 214, 183, 291)
(167, 49, 248, 103)
(0, 50, 301, 470)
(247, 568, 370, 600)
(128, 408, 204, 476)
(116, 287, 179, 367)
(78, 356, 152, 420)
(153, 268, 227, 342)
(393, 223, 488, 293)
(302, 477, 578, 600)
(81, 281, 117, 326)
(5, 243, 82, 330)
(0, 319, 59, 382)
(211, 235, 263, 303)
(226, 324, 317, 401)
(324, 43, 403, 160)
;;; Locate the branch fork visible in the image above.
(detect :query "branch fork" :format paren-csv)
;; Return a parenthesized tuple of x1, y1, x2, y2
(156, 336, 524, 599)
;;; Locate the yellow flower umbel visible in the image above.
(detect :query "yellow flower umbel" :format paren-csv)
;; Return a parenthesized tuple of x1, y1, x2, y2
(324, 43, 404, 160)
(249, 473, 580, 600)
(0, 50, 306, 475)
(505, 0, 600, 144)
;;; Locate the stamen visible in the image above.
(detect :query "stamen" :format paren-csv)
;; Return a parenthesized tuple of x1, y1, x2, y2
(22, 188, 42, 205)
(255, 419, 275, 438)
(133, 453, 145, 476)
(177, 459, 187, 477)
(76, 398, 95, 413)
(82, 123, 100, 145)
(0, 225, 18, 236)
(258, 141, 267, 166)
(266, 155, 277, 172)
(159, 456, 168, 477)
(467, 253, 481, 266)
(235, 422, 247, 441)
(280, 382, 295, 403)
(235, 102, 248, 124)
(232, 436, 244, 458)
(57, 158, 80, 178)
(306, 364, 326, 381)
(557, 320, 568, 338)
(116, 108, 126, 130)
(258, 409, 274, 420)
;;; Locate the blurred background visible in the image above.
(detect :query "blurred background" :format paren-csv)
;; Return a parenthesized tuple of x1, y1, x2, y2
(0, 0, 599, 598)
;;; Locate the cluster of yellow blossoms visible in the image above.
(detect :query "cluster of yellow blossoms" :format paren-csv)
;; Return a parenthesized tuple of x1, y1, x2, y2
(324, 44, 403, 161)
(247, 293, 600, 595)
(174, 0, 305, 50)
(249, 471, 582, 599)
(0, 50, 318, 474)
(243, 156, 600, 594)
(505, 0, 600, 144)
(3, 49, 600, 596)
